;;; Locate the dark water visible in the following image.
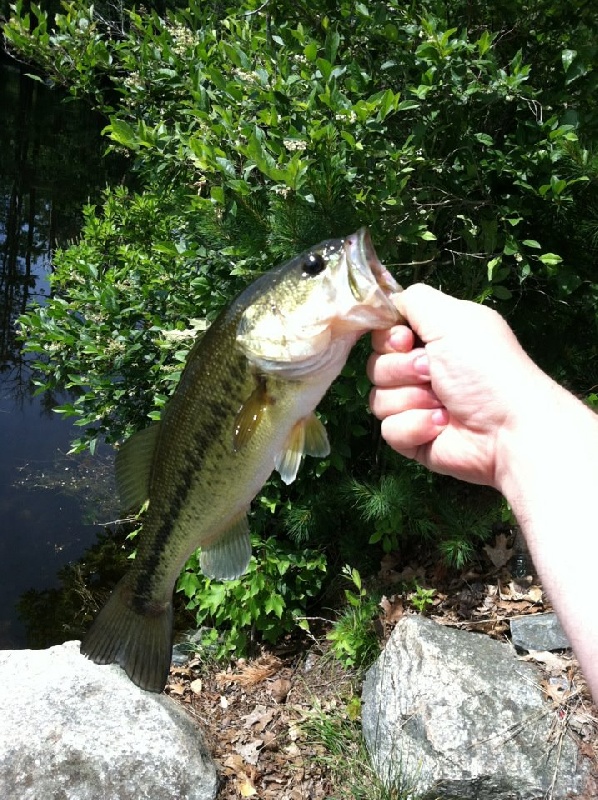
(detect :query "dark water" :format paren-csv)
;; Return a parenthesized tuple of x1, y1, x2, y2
(0, 56, 120, 648)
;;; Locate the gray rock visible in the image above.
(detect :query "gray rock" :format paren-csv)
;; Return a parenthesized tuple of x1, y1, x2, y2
(0, 640, 218, 800)
(510, 613, 570, 652)
(362, 615, 588, 800)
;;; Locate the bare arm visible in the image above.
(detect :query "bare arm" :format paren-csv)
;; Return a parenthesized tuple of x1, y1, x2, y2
(368, 284, 598, 698)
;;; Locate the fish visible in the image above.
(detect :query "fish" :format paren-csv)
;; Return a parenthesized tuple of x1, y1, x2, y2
(80, 227, 401, 692)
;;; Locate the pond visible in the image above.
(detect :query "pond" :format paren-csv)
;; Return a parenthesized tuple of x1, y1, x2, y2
(0, 54, 122, 648)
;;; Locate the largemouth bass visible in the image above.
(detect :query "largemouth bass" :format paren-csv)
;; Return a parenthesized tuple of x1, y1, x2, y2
(80, 228, 401, 692)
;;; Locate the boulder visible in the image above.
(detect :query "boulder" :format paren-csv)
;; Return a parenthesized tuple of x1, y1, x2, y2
(0, 641, 218, 800)
(362, 615, 588, 799)
(510, 612, 570, 652)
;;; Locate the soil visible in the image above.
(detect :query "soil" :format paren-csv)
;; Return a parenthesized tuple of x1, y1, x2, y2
(165, 535, 598, 799)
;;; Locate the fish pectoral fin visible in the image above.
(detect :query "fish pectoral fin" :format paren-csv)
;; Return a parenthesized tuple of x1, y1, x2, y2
(200, 514, 252, 580)
(303, 412, 330, 458)
(275, 413, 330, 485)
(115, 423, 161, 511)
(233, 377, 272, 452)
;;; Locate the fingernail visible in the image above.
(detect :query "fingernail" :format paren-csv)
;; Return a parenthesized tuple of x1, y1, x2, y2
(413, 353, 430, 377)
(431, 408, 449, 426)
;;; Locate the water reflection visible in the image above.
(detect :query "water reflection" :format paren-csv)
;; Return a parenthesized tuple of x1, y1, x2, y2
(0, 55, 121, 647)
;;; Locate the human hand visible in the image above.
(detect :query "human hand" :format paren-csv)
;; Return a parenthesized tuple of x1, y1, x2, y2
(367, 284, 549, 488)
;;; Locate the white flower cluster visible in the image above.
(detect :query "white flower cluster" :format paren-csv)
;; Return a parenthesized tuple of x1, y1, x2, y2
(167, 22, 198, 57)
(283, 139, 307, 151)
(123, 71, 144, 90)
(233, 68, 257, 83)
(335, 111, 357, 123)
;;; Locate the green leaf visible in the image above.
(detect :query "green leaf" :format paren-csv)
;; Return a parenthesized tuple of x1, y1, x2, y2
(538, 253, 563, 267)
(304, 41, 318, 62)
(561, 49, 577, 73)
(492, 285, 512, 300)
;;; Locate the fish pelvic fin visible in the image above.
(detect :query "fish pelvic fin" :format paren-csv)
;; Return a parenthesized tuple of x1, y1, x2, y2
(275, 413, 330, 485)
(80, 577, 173, 693)
(200, 513, 252, 580)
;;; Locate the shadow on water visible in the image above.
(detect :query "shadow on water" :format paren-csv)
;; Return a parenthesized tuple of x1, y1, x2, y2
(0, 53, 124, 648)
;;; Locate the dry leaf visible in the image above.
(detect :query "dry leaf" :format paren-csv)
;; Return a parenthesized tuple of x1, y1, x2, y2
(521, 650, 572, 673)
(483, 533, 513, 568)
(269, 677, 291, 703)
(380, 595, 404, 625)
(526, 585, 543, 604)
(222, 753, 245, 775)
(234, 738, 262, 766)
(238, 777, 257, 797)
(242, 705, 275, 731)
(189, 678, 203, 695)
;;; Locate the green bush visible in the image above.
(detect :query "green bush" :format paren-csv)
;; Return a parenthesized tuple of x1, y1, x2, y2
(177, 536, 326, 657)
(7, 0, 598, 650)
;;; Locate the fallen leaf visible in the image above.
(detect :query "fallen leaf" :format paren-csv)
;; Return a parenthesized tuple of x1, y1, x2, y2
(269, 677, 291, 703)
(380, 595, 404, 625)
(235, 738, 262, 766)
(484, 533, 513, 568)
(189, 678, 202, 695)
(242, 705, 275, 731)
(520, 650, 572, 673)
(526, 585, 543, 604)
(238, 777, 257, 797)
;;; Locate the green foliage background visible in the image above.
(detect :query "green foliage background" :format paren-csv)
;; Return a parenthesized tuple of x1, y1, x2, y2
(4, 0, 598, 651)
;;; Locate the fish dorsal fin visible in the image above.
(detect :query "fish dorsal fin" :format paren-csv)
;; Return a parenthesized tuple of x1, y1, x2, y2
(275, 413, 330, 485)
(233, 376, 273, 452)
(200, 513, 252, 580)
(115, 423, 161, 511)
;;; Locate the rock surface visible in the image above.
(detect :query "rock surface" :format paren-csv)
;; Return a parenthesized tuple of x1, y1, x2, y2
(0, 640, 218, 800)
(362, 615, 588, 799)
(510, 612, 570, 652)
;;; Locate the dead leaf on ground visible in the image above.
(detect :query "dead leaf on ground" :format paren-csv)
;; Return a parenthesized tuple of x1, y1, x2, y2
(234, 738, 263, 766)
(238, 777, 257, 797)
(520, 650, 573, 674)
(483, 533, 513, 568)
(380, 595, 404, 626)
(269, 677, 292, 703)
(242, 705, 276, 732)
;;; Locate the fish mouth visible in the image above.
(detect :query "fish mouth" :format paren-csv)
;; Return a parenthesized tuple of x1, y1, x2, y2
(345, 227, 401, 302)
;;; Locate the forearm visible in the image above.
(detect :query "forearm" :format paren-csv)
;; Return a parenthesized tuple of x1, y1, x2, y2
(496, 378, 598, 697)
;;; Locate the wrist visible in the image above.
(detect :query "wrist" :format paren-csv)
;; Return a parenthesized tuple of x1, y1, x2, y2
(495, 373, 598, 504)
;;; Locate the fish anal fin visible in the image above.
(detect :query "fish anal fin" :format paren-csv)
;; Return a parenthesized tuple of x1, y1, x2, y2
(80, 576, 173, 693)
(233, 375, 274, 452)
(200, 513, 252, 580)
(115, 423, 161, 511)
(275, 413, 330, 485)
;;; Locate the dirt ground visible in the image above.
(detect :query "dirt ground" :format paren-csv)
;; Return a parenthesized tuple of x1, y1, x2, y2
(165, 536, 598, 799)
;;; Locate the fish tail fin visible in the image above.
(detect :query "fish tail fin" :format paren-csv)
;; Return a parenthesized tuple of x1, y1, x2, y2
(80, 577, 173, 693)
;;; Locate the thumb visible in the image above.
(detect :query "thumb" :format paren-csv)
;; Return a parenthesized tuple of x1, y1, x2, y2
(394, 284, 472, 344)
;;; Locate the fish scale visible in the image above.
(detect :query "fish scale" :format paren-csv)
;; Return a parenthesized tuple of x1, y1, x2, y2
(81, 228, 402, 691)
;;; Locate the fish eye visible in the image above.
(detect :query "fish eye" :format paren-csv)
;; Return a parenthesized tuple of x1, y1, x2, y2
(301, 252, 327, 277)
